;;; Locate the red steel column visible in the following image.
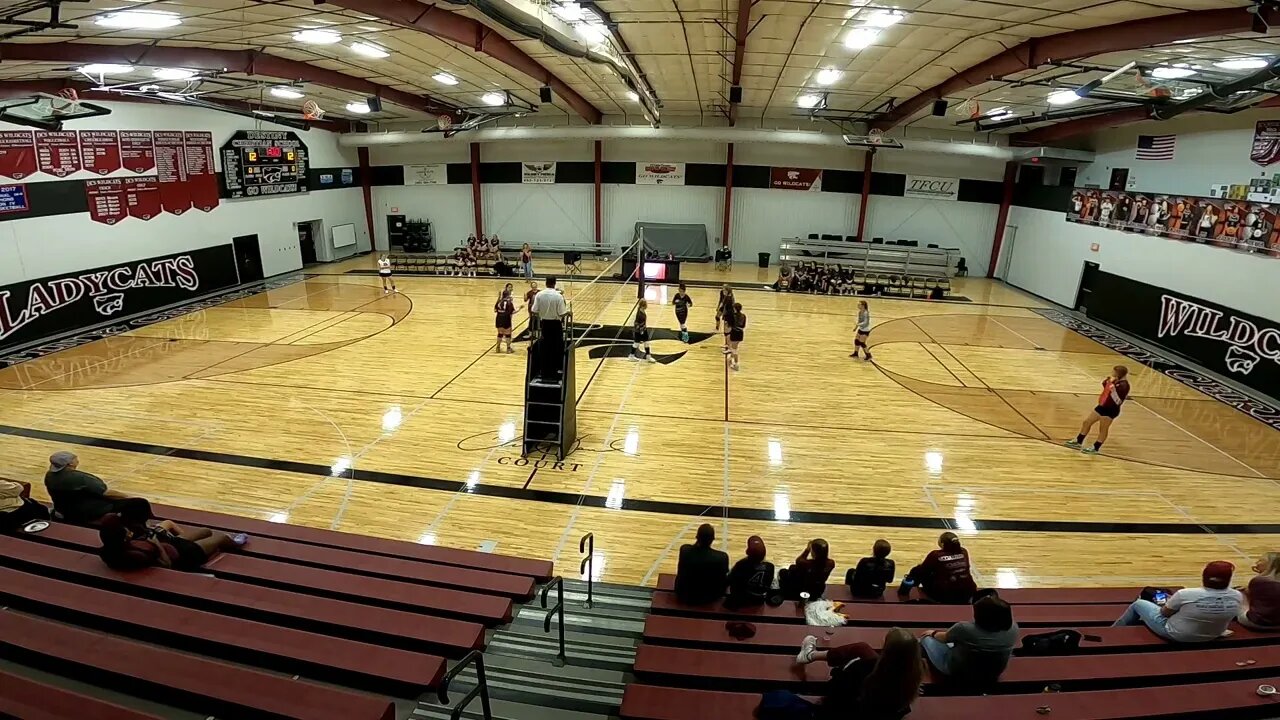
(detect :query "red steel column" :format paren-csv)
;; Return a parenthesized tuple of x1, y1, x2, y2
(856, 150, 873, 241)
(988, 161, 1018, 278)
(470, 142, 484, 238)
(594, 140, 603, 246)
(358, 146, 376, 251)
(721, 142, 734, 249)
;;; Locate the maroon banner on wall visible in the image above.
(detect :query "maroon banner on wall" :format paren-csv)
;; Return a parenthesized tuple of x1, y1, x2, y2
(1066, 187, 1279, 257)
(34, 131, 81, 178)
(770, 167, 823, 191)
(84, 177, 127, 225)
(120, 130, 156, 173)
(79, 130, 122, 175)
(0, 131, 37, 180)
(153, 131, 191, 215)
(123, 176, 161, 220)
(183, 131, 219, 212)
(1251, 120, 1280, 167)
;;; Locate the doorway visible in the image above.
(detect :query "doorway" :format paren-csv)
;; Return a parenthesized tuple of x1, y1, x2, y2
(1075, 260, 1100, 312)
(1108, 168, 1129, 191)
(232, 234, 264, 284)
(297, 220, 321, 265)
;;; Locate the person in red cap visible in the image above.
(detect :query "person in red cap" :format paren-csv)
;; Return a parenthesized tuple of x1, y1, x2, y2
(1113, 561, 1242, 642)
(726, 535, 774, 608)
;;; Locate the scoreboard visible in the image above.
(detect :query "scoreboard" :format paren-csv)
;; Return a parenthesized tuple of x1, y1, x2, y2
(219, 130, 310, 199)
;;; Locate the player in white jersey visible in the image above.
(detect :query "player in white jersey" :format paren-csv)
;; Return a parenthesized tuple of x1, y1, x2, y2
(377, 254, 396, 293)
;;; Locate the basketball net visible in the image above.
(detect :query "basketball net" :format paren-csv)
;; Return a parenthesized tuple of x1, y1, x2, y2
(50, 88, 83, 117)
(867, 128, 885, 145)
(437, 114, 453, 131)
(302, 100, 325, 120)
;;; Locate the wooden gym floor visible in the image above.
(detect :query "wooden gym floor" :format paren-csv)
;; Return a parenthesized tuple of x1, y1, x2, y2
(2, 256, 1279, 591)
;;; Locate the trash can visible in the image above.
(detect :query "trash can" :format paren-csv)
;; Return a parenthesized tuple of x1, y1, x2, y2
(758, 252, 770, 268)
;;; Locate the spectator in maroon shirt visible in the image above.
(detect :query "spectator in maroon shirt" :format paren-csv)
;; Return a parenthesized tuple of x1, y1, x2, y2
(782, 627, 923, 719)
(780, 538, 835, 600)
(1239, 552, 1280, 631)
(900, 532, 977, 604)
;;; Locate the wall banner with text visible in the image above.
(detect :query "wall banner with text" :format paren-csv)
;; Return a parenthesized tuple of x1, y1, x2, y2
(636, 162, 686, 185)
(405, 164, 447, 185)
(770, 167, 822, 191)
(904, 174, 960, 201)
(521, 162, 556, 184)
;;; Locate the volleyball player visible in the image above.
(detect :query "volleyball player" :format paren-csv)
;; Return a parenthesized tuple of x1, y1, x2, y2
(1065, 365, 1130, 455)
(377, 253, 396, 293)
(630, 299, 656, 362)
(851, 300, 872, 361)
(672, 282, 693, 343)
(524, 280, 540, 340)
(494, 284, 517, 353)
(715, 286, 735, 353)
(728, 302, 745, 371)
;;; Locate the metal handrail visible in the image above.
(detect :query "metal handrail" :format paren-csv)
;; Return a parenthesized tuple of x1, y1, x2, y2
(435, 651, 493, 720)
(579, 532, 594, 609)
(540, 576, 567, 666)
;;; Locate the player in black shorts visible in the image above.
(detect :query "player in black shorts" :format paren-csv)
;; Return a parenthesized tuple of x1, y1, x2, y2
(1065, 365, 1130, 454)
(630, 299, 656, 362)
(715, 286, 735, 354)
(728, 302, 745, 371)
(672, 283, 693, 343)
(494, 283, 517, 354)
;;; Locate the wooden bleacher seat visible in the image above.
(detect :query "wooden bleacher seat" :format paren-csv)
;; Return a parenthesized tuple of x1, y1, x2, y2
(0, 564, 442, 696)
(0, 611, 396, 720)
(620, 677, 1280, 720)
(0, 535, 485, 656)
(0, 669, 165, 720)
(648, 591, 1123, 626)
(653, 573, 1151, 605)
(149, 504, 554, 581)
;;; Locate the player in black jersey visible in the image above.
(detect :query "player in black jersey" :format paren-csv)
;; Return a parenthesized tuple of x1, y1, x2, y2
(494, 284, 517, 354)
(672, 282, 693, 343)
(630, 299, 656, 362)
(715, 286, 735, 354)
(728, 302, 746, 371)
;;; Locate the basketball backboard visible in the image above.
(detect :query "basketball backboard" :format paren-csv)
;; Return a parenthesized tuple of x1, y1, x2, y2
(0, 93, 111, 131)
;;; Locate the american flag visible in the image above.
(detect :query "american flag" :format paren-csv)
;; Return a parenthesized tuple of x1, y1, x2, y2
(1136, 134, 1176, 161)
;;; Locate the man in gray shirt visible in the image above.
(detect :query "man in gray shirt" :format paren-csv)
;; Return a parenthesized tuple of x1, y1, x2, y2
(44, 451, 148, 525)
(921, 595, 1019, 684)
(531, 276, 569, 382)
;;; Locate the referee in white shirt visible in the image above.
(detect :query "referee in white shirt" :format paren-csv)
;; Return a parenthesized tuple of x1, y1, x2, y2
(531, 276, 569, 382)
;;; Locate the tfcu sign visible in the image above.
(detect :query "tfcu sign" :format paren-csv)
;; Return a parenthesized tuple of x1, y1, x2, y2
(1158, 295, 1280, 376)
(904, 174, 960, 201)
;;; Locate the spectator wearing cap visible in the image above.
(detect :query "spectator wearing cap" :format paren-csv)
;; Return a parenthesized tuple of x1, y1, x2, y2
(44, 451, 151, 526)
(1113, 561, 1243, 642)
(726, 535, 774, 608)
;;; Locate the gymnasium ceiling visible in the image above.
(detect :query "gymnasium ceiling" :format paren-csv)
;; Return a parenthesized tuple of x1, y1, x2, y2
(0, 0, 1278, 141)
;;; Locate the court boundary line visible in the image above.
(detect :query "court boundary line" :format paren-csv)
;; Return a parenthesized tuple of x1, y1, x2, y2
(1131, 399, 1267, 479)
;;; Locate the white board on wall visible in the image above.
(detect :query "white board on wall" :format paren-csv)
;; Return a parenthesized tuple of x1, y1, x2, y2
(332, 223, 357, 249)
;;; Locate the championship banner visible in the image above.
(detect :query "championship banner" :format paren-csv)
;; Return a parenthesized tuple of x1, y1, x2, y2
(636, 162, 685, 185)
(1252, 120, 1280, 167)
(770, 167, 822, 191)
(405, 164, 447, 185)
(1083, 269, 1280, 399)
(78, 130, 122, 175)
(521, 162, 556, 184)
(0, 184, 28, 215)
(84, 178, 127, 225)
(34, 130, 81, 178)
(0, 131, 36, 180)
(904, 174, 960, 201)
(0, 245, 239, 353)
(1066, 186, 1279, 258)
(153, 131, 191, 215)
(183, 131, 219, 212)
(120, 131, 156, 173)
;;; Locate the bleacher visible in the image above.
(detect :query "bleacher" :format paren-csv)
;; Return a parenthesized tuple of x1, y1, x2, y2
(622, 581, 1280, 720)
(779, 237, 960, 278)
(0, 498, 554, 719)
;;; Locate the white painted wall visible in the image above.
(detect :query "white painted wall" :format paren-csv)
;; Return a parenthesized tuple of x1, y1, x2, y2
(866, 196, 996, 269)
(1006, 205, 1280, 323)
(604, 184, 722, 251)
(370, 184, 474, 252)
(0, 101, 367, 286)
(484, 183, 594, 247)
(1077, 107, 1280, 195)
(733, 188, 858, 260)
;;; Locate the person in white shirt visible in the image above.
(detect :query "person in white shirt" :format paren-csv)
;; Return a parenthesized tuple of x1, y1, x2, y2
(377, 254, 395, 293)
(531, 276, 569, 382)
(1113, 561, 1242, 642)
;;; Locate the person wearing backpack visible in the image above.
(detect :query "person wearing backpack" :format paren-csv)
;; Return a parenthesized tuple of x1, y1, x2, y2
(847, 539, 896, 598)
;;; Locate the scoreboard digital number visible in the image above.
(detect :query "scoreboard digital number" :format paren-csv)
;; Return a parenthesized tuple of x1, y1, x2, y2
(219, 130, 310, 199)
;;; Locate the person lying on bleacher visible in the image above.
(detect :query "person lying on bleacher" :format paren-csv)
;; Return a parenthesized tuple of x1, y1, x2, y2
(779, 538, 835, 600)
(98, 501, 246, 572)
(898, 531, 977, 604)
(920, 595, 1018, 686)
(0, 478, 50, 533)
(1239, 553, 1280, 631)
(674, 523, 729, 605)
(766, 627, 923, 720)
(726, 535, 774, 609)
(44, 451, 152, 527)
(1113, 561, 1242, 642)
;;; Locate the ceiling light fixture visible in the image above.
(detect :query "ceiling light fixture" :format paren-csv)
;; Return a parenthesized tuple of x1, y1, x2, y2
(1047, 89, 1081, 105)
(152, 67, 197, 80)
(345, 100, 371, 113)
(293, 29, 341, 44)
(78, 64, 133, 76)
(843, 27, 880, 50)
(626, 90, 640, 102)
(550, 1, 584, 23)
(270, 86, 304, 99)
(95, 10, 181, 29)
(349, 41, 389, 58)
(1150, 65, 1197, 79)
(862, 8, 906, 28)
(1216, 57, 1270, 70)
(481, 91, 506, 106)
(797, 93, 823, 109)
(575, 21, 607, 44)
(432, 72, 459, 86)
(816, 67, 841, 85)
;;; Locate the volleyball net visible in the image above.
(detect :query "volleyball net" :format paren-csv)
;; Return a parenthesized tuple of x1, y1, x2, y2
(565, 238, 642, 347)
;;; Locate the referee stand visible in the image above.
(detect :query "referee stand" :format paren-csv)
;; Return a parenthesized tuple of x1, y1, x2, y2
(522, 311, 577, 461)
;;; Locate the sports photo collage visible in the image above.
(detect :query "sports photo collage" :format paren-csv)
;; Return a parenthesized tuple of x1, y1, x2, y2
(1067, 188, 1280, 258)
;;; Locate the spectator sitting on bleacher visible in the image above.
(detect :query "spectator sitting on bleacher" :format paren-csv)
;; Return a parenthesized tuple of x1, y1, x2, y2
(44, 451, 152, 526)
(1113, 561, 1242, 642)
(674, 523, 729, 605)
(1239, 553, 1280, 631)
(921, 595, 1018, 685)
(899, 531, 977, 604)
(847, 539, 896, 598)
(770, 264, 793, 291)
(767, 627, 922, 720)
(779, 538, 835, 600)
(726, 535, 774, 608)
(0, 478, 50, 532)
(98, 501, 246, 572)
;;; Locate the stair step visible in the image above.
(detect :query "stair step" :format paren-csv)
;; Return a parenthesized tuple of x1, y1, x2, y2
(414, 696, 610, 720)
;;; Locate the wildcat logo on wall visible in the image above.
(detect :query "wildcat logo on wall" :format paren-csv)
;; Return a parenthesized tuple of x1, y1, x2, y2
(513, 322, 713, 364)
(1158, 295, 1280, 376)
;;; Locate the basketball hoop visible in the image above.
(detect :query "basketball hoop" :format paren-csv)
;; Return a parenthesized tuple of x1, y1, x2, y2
(437, 114, 453, 131)
(302, 100, 325, 120)
(50, 88, 83, 116)
(867, 128, 885, 146)
(958, 97, 980, 119)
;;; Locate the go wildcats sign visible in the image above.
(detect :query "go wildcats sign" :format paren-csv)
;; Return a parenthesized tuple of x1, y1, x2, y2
(0, 246, 240, 353)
